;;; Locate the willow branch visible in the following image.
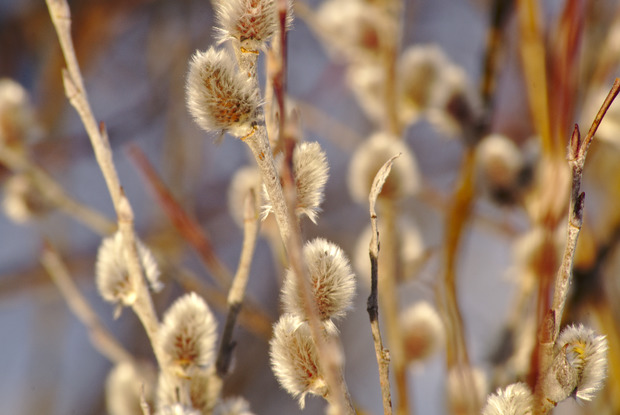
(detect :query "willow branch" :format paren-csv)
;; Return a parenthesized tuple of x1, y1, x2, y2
(0, 144, 115, 235)
(535, 78, 620, 414)
(45, 0, 163, 366)
(216, 189, 260, 378)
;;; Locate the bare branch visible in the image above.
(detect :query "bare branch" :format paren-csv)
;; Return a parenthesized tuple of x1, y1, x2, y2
(535, 78, 620, 414)
(367, 153, 400, 415)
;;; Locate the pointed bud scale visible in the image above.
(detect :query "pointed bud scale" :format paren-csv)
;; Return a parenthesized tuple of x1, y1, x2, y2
(263, 141, 329, 223)
(157, 292, 218, 375)
(282, 238, 356, 321)
(481, 383, 533, 415)
(186, 48, 260, 137)
(348, 132, 420, 203)
(269, 314, 338, 408)
(95, 231, 162, 310)
(400, 301, 445, 364)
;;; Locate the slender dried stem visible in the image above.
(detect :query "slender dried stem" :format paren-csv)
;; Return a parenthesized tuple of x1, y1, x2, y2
(0, 144, 115, 235)
(534, 79, 620, 414)
(367, 155, 400, 415)
(40, 242, 135, 365)
(216, 189, 260, 378)
(45, 0, 163, 366)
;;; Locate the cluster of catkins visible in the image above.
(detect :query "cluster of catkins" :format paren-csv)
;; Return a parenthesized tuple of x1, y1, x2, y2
(96, 230, 253, 415)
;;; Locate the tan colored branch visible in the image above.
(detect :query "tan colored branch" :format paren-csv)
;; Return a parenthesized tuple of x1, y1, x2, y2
(0, 144, 115, 235)
(45, 0, 163, 366)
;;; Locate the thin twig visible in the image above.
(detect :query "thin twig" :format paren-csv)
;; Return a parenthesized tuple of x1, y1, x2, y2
(126, 145, 233, 288)
(534, 78, 620, 414)
(45, 0, 163, 366)
(40, 242, 135, 365)
(0, 144, 115, 235)
(367, 155, 400, 415)
(216, 189, 260, 378)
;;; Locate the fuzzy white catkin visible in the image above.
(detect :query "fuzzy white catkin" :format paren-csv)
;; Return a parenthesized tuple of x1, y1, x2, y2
(212, 397, 255, 415)
(263, 141, 329, 224)
(400, 301, 445, 364)
(481, 383, 533, 415)
(2, 173, 49, 223)
(95, 231, 162, 309)
(397, 44, 451, 124)
(106, 361, 156, 415)
(282, 238, 356, 321)
(346, 64, 386, 125)
(316, 0, 390, 63)
(156, 367, 216, 413)
(348, 132, 420, 203)
(269, 314, 338, 408)
(475, 134, 525, 204)
(215, 0, 291, 51)
(157, 292, 218, 375)
(544, 324, 608, 404)
(186, 48, 260, 137)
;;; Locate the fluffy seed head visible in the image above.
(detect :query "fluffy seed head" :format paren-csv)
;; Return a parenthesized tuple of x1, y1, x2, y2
(282, 238, 356, 321)
(186, 48, 260, 137)
(545, 324, 608, 403)
(348, 132, 420, 203)
(481, 383, 533, 415)
(212, 397, 255, 415)
(157, 292, 218, 375)
(269, 314, 337, 408)
(264, 141, 329, 223)
(215, 0, 291, 51)
(105, 361, 156, 415)
(95, 231, 162, 310)
(400, 301, 445, 363)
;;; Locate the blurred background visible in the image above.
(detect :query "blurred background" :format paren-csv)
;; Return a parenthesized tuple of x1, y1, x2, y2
(1, 0, 620, 414)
